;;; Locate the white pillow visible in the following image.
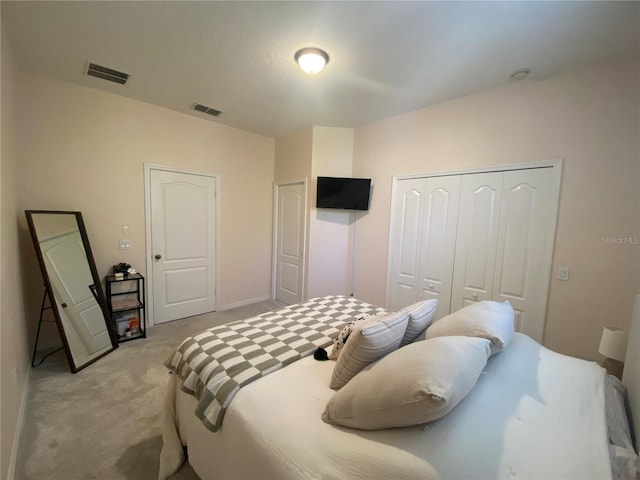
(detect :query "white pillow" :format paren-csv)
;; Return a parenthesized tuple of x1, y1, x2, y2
(399, 299, 438, 346)
(322, 336, 491, 430)
(426, 300, 514, 354)
(329, 311, 409, 390)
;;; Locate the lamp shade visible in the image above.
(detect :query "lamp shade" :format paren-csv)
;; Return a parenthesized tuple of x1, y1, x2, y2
(598, 327, 628, 362)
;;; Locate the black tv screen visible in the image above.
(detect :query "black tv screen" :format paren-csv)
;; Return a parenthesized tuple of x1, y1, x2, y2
(316, 177, 371, 211)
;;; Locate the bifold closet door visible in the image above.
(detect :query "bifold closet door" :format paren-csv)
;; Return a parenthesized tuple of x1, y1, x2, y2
(417, 176, 460, 319)
(450, 172, 504, 311)
(451, 168, 555, 342)
(389, 176, 460, 317)
(389, 166, 558, 342)
(389, 178, 425, 311)
(492, 168, 554, 341)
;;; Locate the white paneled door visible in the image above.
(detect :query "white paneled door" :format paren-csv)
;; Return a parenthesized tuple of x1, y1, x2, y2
(389, 178, 425, 311)
(389, 176, 460, 318)
(150, 170, 216, 324)
(275, 182, 306, 305)
(418, 176, 461, 319)
(450, 172, 504, 310)
(492, 168, 554, 340)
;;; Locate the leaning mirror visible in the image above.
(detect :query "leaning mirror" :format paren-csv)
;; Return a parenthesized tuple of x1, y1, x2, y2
(25, 210, 118, 373)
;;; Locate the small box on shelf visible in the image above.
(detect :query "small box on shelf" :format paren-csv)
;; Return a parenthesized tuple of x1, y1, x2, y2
(128, 317, 140, 334)
(114, 312, 141, 338)
(114, 313, 133, 336)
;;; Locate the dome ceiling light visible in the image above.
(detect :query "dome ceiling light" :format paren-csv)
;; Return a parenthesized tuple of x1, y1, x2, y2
(510, 68, 531, 81)
(295, 47, 329, 75)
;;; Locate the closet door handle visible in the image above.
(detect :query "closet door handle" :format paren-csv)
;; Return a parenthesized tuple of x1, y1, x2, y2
(472, 293, 479, 300)
(154, 254, 162, 260)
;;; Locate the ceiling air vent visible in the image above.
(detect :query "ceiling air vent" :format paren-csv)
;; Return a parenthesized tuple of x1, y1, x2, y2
(192, 103, 222, 117)
(86, 62, 129, 85)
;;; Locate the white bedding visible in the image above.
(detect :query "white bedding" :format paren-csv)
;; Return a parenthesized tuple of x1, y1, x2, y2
(160, 333, 616, 480)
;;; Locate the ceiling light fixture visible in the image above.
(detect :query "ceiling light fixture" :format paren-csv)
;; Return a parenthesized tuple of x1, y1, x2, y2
(295, 48, 329, 75)
(510, 68, 531, 81)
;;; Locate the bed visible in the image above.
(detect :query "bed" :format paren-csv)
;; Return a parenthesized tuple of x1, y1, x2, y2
(159, 295, 640, 480)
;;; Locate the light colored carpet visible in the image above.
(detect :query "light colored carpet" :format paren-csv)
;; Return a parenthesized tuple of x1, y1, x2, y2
(14, 300, 283, 480)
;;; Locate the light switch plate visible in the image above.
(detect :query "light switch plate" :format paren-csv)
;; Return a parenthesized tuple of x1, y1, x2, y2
(558, 266, 570, 281)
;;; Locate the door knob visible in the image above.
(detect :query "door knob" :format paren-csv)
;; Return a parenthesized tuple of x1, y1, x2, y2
(429, 283, 434, 290)
(472, 293, 479, 299)
(154, 254, 162, 260)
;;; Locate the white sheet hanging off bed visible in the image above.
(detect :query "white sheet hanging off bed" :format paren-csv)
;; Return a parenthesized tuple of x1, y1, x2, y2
(160, 332, 618, 480)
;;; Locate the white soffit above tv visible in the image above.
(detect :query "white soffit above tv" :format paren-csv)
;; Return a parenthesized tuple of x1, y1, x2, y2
(2, 1, 638, 138)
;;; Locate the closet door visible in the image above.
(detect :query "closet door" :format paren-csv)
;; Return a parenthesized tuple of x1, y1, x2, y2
(388, 178, 425, 311)
(493, 168, 554, 341)
(451, 172, 503, 311)
(418, 176, 461, 319)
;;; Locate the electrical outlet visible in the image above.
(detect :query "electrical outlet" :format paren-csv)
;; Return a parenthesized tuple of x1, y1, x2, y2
(119, 240, 131, 250)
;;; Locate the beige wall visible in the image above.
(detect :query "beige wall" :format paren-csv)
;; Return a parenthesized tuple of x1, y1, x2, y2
(274, 127, 312, 182)
(274, 126, 356, 299)
(274, 127, 313, 297)
(16, 71, 275, 324)
(352, 55, 640, 360)
(1, 26, 30, 480)
(308, 127, 354, 298)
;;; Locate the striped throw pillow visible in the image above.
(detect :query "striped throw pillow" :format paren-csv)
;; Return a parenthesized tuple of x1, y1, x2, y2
(399, 299, 438, 346)
(329, 311, 409, 390)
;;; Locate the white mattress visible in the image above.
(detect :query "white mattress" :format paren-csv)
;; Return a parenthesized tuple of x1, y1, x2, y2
(161, 333, 614, 480)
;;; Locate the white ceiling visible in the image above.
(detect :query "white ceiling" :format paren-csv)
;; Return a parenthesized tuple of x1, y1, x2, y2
(2, 1, 639, 138)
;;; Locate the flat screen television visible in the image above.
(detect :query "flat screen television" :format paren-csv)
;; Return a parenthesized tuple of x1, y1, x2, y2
(316, 176, 371, 211)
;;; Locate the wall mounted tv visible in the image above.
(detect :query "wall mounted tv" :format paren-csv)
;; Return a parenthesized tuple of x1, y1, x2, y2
(316, 176, 371, 211)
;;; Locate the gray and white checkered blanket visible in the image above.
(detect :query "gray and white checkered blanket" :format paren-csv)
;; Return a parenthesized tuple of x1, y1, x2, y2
(164, 295, 387, 432)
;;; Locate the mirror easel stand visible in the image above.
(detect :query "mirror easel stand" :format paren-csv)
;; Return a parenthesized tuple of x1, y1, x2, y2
(31, 286, 65, 367)
(25, 210, 118, 373)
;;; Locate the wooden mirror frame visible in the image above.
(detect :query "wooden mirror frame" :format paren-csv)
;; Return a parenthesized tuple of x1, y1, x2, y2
(25, 210, 118, 373)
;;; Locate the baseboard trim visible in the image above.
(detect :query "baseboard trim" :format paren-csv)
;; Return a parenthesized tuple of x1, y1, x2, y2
(219, 295, 273, 311)
(7, 367, 31, 480)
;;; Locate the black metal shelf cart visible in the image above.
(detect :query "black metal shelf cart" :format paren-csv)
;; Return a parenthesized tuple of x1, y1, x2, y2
(105, 273, 146, 343)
